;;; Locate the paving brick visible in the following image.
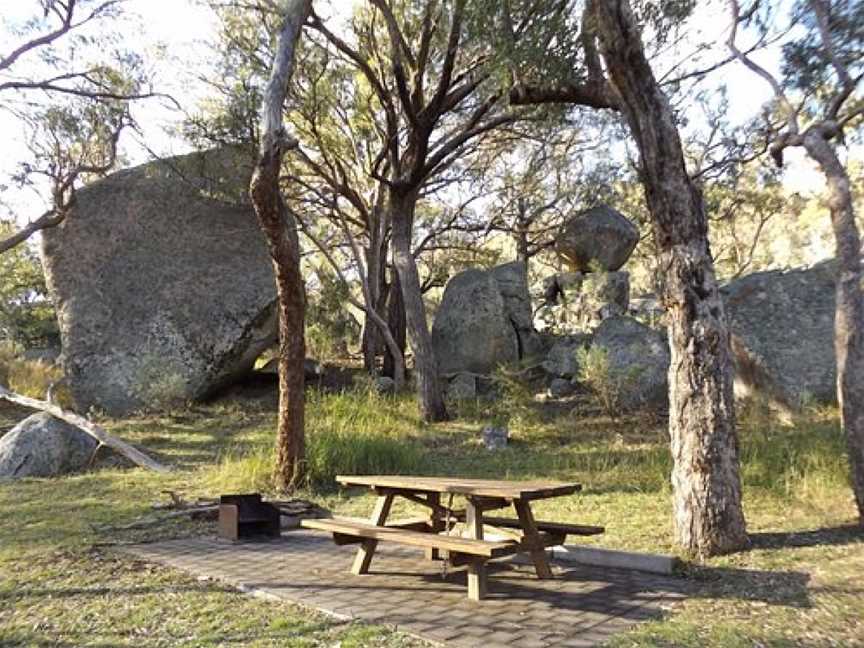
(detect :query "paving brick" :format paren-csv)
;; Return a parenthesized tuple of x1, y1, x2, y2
(119, 530, 684, 648)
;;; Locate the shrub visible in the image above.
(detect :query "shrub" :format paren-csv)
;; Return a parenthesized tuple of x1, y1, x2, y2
(576, 346, 644, 420)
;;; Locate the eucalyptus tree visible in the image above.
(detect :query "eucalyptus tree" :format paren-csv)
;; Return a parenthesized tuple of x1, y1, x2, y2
(249, 0, 313, 490)
(502, 0, 749, 556)
(729, 0, 864, 523)
(306, 0, 529, 421)
(0, 0, 160, 254)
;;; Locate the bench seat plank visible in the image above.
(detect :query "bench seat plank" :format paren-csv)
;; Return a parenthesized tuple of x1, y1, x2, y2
(467, 515, 604, 537)
(301, 517, 517, 557)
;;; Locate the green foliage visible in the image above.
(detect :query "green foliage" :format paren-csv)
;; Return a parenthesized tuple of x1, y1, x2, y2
(207, 388, 424, 493)
(782, 0, 864, 95)
(305, 269, 360, 361)
(577, 346, 645, 420)
(0, 234, 58, 348)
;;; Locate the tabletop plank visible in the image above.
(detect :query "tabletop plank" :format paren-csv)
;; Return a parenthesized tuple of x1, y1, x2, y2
(336, 475, 581, 500)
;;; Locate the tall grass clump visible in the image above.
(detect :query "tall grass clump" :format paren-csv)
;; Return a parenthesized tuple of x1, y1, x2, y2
(738, 411, 848, 500)
(0, 342, 72, 406)
(205, 386, 425, 493)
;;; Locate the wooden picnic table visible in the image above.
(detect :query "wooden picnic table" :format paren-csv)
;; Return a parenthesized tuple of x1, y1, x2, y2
(302, 475, 604, 600)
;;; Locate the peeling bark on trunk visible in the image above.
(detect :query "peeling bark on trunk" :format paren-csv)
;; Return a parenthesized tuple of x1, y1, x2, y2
(592, 0, 748, 556)
(390, 190, 447, 421)
(804, 130, 864, 522)
(249, 0, 311, 492)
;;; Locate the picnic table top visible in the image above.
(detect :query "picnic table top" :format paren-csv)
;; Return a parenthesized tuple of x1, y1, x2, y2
(336, 475, 582, 500)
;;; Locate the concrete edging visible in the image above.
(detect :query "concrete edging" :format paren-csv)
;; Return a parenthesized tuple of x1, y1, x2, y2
(508, 544, 678, 575)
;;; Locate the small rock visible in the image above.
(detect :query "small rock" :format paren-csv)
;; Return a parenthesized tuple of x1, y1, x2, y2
(374, 376, 396, 395)
(481, 425, 508, 450)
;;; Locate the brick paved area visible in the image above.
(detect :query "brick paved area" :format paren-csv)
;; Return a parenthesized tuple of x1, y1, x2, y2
(122, 530, 685, 647)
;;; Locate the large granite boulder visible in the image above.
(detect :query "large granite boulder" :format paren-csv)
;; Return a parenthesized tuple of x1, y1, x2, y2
(489, 262, 543, 358)
(723, 261, 837, 410)
(555, 205, 639, 272)
(0, 413, 97, 479)
(590, 316, 670, 412)
(42, 148, 277, 415)
(432, 262, 540, 376)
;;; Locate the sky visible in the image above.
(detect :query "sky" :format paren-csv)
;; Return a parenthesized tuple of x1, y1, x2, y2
(0, 0, 833, 228)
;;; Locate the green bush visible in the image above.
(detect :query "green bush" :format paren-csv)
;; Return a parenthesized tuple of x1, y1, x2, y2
(0, 230, 59, 348)
(576, 345, 644, 420)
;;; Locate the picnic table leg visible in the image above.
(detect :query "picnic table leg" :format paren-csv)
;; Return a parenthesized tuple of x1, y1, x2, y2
(464, 497, 488, 601)
(514, 500, 554, 579)
(425, 492, 443, 561)
(351, 493, 393, 575)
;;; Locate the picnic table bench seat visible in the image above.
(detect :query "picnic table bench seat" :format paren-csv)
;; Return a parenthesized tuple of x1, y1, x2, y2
(301, 517, 518, 558)
(466, 515, 605, 537)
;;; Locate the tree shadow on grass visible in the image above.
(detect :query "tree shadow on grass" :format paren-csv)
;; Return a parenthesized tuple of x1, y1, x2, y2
(681, 562, 812, 608)
(748, 524, 863, 550)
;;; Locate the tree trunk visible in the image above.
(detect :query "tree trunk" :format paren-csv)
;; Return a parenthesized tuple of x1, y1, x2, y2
(390, 190, 448, 421)
(804, 129, 864, 523)
(383, 265, 407, 380)
(249, 0, 310, 492)
(361, 237, 388, 373)
(592, 0, 748, 556)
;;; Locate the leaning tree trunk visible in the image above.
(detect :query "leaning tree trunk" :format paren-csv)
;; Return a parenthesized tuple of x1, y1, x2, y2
(592, 0, 748, 556)
(390, 190, 448, 421)
(383, 266, 407, 380)
(249, 0, 311, 491)
(804, 128, 864, 522)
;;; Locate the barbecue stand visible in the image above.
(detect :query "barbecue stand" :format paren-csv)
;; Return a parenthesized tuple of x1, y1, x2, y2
(218, 493, 281, 541)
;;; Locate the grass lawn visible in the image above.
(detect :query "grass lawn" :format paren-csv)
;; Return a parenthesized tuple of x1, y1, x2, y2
(1, 383, 862, 647)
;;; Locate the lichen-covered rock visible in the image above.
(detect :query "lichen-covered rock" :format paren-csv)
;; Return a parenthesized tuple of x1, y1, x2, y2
(374, 376, 395, 395)
(542, 334, 590, 378)
(590, 316, 670, 412)
(42, 148, 277, 415)
(446, 373, 477, 400)
(432, 262, 540, 375)
(489, 262, 543, 358)
(555, 204, 639, 272)
(481, 425, 508, 450)
(0, 413, 97, 479)
(722, 261, 837, 410)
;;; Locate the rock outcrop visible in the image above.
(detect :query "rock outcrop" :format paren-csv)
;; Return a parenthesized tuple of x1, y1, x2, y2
(42, 148, 277, 415)
(542, 334, 590, 379)
(590, 316, 670, 412)
(539, 271, 630, 333)
(0, 413, 97, 479)
(722, 261, 837, 410)
(432, 262, 541, 376)
(555, 205, 639, 272)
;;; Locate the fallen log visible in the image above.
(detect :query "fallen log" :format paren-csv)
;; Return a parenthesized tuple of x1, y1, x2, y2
(0, 385, 171, 473)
